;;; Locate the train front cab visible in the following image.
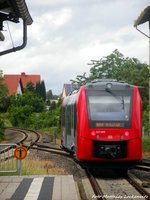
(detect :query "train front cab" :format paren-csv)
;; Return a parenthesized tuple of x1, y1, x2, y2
(76, 82, 142, 169)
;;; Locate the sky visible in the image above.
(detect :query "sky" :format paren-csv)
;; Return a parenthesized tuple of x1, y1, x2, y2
(0, 0, 149, 95)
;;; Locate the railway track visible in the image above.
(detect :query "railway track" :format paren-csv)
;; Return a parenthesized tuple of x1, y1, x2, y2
(135, 159, 150, 171)
(0, 128, 41, 161)
(29, 144, 71, 157)
(0, 128, 70, 160)
(1, 128, 150, 200)
(85, 169, 150, 200)
(127, 172, 150, 199)
(4, 127, 41, 148)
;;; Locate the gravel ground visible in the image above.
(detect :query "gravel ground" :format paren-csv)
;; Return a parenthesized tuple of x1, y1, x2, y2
(130, 169, 150, 183)
(2, 128, 23, 144)
(2, 129, 150, 185)
(29, 148, 87, 181)
(2, 129, 86, 180)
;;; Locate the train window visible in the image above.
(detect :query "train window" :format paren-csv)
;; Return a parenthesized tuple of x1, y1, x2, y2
(61, 107, 65, 127)
(65, 106, 71, 135)
(86, 90, 133, 128)
(89, 95, 130, 121)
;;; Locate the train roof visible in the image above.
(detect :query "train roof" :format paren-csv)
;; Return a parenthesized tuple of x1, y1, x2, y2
(84, 79, 134, 91)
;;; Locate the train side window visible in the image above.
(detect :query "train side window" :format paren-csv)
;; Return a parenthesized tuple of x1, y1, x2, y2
(71, 103, 77, 137)
(65, 105, 71, 135)
(61, 107, 65, 127)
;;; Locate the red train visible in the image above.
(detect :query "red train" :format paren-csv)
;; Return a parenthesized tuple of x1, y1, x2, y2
(61, 80, 142, 171)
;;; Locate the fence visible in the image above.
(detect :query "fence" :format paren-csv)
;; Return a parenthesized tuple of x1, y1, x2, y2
(0, 144, 20, 174)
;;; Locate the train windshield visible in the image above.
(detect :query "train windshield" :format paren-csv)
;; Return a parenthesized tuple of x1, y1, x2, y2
(87, 90, 133, 128)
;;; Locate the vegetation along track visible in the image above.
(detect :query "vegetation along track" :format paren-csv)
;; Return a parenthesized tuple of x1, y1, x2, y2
(86, 169, 150, 200)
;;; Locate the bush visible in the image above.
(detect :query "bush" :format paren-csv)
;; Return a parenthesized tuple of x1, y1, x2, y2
(0, 118, 5, 141)
(8, 92, 45, 127)
(142, 137, 150, 152)
(28, 110, 60, 130)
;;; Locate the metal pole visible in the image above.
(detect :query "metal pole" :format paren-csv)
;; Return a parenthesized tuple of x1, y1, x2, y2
(19, 160, 22, 176)
(149, 21, 150, 135)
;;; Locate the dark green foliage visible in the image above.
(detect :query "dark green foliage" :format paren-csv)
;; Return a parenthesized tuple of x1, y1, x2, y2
(9, 105, 33, 127)
(46, 90, 53, 101)
(28, 109, 60, 130)
(24, 82, 35, 93)
(9, 92, 45, 127)
(142, 137, 150, 152)
(70, 72, 90, 87)
(0, 77, 10, 139)
(0, 77, 11, 112)
(36, 81, 46, 101)
(0, 118, 5, 141)
(50, 101, 57, 110)
(8, 89, 61, 132)
(40, 81, 46, 101)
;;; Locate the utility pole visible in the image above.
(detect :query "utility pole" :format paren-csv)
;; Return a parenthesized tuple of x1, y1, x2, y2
(134, 6, 150, 134)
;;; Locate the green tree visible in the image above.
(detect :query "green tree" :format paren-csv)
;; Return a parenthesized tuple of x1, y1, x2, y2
(71, 49, 149, 132)
(72, 49, 148, 106)
(40, 81, 46, 101)
(24, 82, 35, 93)
(46, 89, 53, 101)
(0, 118, 5, 141)
(70, 72, 90, 87)
(36, 81, 46, 101)
(0, 77, 10, 112)
(9, 92, 45, 127)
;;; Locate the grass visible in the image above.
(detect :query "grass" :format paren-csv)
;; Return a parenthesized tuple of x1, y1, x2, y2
(0, 157, 65, 176)
(22, 157, 65, 175)
(142, 136, 150, 152)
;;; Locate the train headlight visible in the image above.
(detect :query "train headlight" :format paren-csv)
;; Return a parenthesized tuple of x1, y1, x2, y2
(91, 131, 96, 136)
(125, 131, 129, 136)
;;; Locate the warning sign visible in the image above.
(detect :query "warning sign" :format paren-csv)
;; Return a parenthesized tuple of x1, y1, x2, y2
(14, 146, 27, 160)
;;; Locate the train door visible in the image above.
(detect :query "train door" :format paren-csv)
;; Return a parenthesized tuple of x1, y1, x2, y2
(64, 104, 76, 152)
(70, 103, 75, 152)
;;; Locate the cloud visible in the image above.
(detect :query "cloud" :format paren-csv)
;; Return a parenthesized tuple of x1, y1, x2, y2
(0, 0, 150, 95)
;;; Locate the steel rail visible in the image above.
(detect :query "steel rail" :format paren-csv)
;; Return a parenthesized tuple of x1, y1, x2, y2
(135, 165, 150, 171)
(142, 159, 150, 166)
(135, 159, 150, 171)
(127, 173, 150, 199)
(35, 143, 63, 151)
(0, 128, 27, 154)
(85, 169, 106, 200)
(0, 128, 40, 159)
(8, 127, 41, 149)
(27, 146, 71, 157)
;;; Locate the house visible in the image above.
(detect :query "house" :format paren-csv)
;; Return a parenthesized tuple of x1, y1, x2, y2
(62, 83, 78, 98)
(3, 72, 41, 96)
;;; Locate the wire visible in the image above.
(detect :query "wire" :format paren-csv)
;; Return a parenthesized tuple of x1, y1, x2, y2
(6, 21, 15, 48)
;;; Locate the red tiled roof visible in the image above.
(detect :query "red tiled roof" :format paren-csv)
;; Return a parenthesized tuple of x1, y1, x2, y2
(18, 72, 41, 88)
(3, 72, 41, 96)
(3, 75, 20, 96)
